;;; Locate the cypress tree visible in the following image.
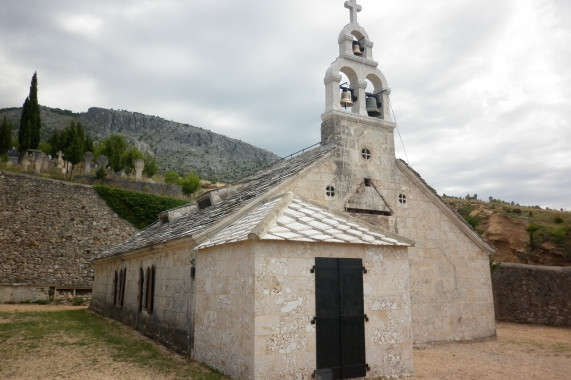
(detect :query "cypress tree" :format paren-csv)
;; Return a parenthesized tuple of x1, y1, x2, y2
(61, 121, 87, 178)
(0, 116, 13, 155)
(64, 121, 85, 167)
(29, 72, 41, 149)
(18, 98, 31, 160)
(18, 72, 41, 160)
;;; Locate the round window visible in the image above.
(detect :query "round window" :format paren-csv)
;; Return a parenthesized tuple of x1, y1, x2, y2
(326, 186, 336, 197)
(361, 148, 371, 160)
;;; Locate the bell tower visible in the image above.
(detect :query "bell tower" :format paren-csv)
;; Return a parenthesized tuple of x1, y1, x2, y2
(322, 0, 394, 126)
(321, 0, 399, 230)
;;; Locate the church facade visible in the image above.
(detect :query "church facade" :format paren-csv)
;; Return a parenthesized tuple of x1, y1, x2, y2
(91, 2, 496, 379)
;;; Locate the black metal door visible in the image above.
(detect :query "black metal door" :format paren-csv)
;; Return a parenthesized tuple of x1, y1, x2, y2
(314, 257, 367, 379)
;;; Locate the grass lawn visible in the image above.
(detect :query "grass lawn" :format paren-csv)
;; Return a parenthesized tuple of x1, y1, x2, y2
(0, 307, 228, 380)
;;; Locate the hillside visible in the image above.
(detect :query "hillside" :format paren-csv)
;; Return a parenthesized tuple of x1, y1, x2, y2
(0, 106, 280, 182)
(444, 197, 571, 266)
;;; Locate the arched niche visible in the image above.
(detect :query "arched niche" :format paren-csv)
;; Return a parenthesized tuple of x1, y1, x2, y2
(339, 66, 361, 114)
(365, 73, 387, 119)
(350, 31, 366, 57)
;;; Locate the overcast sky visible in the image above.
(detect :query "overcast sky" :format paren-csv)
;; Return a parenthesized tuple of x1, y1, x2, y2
(1, 0, 570, 210)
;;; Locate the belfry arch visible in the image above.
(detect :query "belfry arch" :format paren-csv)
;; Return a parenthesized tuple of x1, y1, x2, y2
(323, 2, 392, 121)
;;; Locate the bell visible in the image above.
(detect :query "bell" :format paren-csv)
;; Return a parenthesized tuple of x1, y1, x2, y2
(366, 96, 382, 117)
(340, 90, 353, 108)
(352, 42, 363, 56)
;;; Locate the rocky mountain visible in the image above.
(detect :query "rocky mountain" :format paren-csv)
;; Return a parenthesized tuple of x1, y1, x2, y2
(0, 106, 281, 182)
(444, 198, 571, 267)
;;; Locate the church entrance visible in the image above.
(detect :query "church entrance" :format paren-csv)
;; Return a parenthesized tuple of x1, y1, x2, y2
(313, 257, 367, 379)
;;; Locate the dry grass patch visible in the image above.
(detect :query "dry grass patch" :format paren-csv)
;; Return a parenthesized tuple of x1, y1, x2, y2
(0, 307, 227, 380)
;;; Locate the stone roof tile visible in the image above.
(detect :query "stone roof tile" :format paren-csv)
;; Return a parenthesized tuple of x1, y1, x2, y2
(286, 222, 313, 232)
(95, 145, 335, 260)
(196, 192, 413, 250)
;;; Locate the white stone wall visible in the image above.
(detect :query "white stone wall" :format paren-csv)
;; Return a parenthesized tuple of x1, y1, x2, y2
(393, 170, 496, 343)
(193, 241, 256, 380)
(92, 241, 195, 350)
(194, 240, 412, 380)
(281, 116, 496, 344)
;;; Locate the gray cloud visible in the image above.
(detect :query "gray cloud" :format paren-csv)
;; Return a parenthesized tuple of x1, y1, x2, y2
(1, 0, 569, 209)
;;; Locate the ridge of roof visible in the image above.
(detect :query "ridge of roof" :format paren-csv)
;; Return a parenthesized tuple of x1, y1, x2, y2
(93, 144, 335, 261)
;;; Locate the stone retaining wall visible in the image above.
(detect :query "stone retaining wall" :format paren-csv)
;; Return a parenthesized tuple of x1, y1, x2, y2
(492, 263, 571, 327)
(75, 176, 183, 198)
(0, 284, 50, 303)
(0, 172, 137, 301)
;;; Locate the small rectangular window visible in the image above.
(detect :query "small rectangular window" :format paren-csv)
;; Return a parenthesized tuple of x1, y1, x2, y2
(144, 265, 156, 314)
(198, 198, 212, 210)
(114, 268, 127, 308)
(137, 268, 144, 313)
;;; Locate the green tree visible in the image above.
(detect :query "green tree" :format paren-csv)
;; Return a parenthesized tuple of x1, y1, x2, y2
(142, 152, 158, 178)
(48, 122, 93, 173)
(18, 103, 32, 160)
(180, 171, 200, 197)
(164, 170, 180, 185)
(0, 116, 12, 155)
(64, 121, 86, 170)
(100, 134, 128, 172)
(38, 141, 52, 155)
(48, 129, 65, 156)
(84, 134, 94, 154)
(18, 72, 41, 160)
(123, 146, 143, 174)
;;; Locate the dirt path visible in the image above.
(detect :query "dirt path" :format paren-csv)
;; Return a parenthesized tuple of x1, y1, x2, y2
(1, 304, 570, 379)
(0, 304, 88, 312)
(411, 323, 571, 379)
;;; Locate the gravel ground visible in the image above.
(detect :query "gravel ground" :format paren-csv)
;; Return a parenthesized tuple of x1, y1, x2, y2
(1, 304, 570, 379)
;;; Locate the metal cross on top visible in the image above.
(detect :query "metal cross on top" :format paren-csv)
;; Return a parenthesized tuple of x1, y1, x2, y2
(344, 0, 362, 24)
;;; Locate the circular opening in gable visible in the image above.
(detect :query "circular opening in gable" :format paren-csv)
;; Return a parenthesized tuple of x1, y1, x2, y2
(326, 186, 336, 197)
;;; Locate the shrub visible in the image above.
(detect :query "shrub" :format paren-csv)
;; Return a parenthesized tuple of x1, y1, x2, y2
(527, 224, 539, 248)
(550, 226, 568, 245)
(32, 299, 51, 305)
(94, 186, 187, 229)
(72, 297, 86, 306)
(465, 214, 483, 229)
(489, 254, 501, 273)
(96, 166, 107, 179)
(180, 171, 200, 197)
(164, 170, 180, 185)
(554, 216, 564, 224)
(458, 203, 482, 229)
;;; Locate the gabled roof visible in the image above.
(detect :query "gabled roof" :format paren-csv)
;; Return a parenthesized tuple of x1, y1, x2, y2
(94, 144, 335, 260)
(198, 192, 413, 250)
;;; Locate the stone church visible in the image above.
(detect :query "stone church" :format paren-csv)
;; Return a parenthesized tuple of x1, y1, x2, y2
(91, 2, 496, 379)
